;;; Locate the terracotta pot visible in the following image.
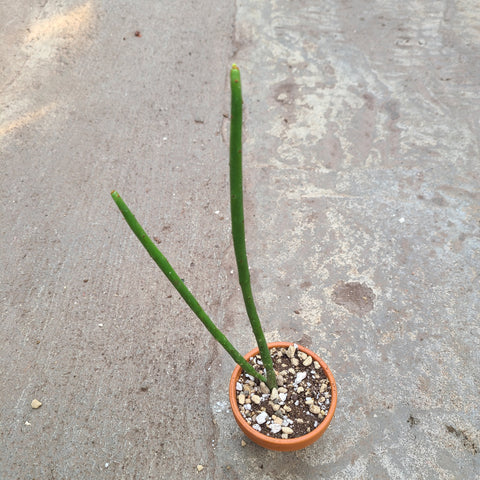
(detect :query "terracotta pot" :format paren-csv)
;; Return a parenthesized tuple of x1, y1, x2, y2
(229, 341, 337, 451)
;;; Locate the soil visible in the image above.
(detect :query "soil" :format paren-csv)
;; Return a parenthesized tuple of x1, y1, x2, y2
(235, 345, 332, 439)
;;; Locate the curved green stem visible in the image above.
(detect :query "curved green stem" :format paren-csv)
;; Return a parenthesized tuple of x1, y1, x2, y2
(111, 190, 267, 384)
(229, 65, 277, 390)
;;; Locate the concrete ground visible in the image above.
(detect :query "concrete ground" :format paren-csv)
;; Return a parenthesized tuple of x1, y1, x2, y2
(1, 1, 479, 479)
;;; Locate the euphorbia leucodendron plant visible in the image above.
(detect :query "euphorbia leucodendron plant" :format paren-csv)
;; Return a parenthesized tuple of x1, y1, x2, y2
(111, 65, 277, 389)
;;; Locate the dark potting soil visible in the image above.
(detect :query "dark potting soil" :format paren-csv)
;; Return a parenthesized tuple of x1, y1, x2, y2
(235, 345, 333, 439)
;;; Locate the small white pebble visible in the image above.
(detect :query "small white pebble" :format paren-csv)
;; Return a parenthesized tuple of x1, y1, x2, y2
(294, 372, 307, 385)
(236, 382, 242, 391)
(269, 423, 282, 433)
(253, 424, 262, 432)
(279, 393, 287, 402)
(256, 411, 268, 425)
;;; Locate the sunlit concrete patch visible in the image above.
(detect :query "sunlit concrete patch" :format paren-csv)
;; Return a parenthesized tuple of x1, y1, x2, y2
(0, 102, 56, 139)
(0, 2, 96, 144)
(25, 1, 95, 46)
(22, 1, 95, 62)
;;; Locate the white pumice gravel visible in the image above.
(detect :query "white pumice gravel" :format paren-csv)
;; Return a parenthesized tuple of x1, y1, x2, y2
(235, 346, 332, 439)
(294, 371, 307, 385)
(256, 411, 268, 424)
(269, 423, 282, 434)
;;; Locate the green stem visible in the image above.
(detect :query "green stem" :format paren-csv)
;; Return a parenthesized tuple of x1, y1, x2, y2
(111, 190, 267, 384)
(229, 65, 277, 390)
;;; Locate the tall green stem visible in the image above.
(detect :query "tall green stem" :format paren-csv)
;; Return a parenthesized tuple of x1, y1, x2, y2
(111, 190, 267, 384)
(229, 65, 277, 390)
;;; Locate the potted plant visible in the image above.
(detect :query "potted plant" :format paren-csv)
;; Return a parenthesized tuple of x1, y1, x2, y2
(111, 65, 337, 451)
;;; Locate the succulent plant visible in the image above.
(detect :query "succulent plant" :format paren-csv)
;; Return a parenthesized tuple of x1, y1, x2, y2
(111, 65, 277, 389)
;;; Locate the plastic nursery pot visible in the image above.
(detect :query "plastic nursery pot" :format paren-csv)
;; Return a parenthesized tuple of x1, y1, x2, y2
(229, 341, 337, 452)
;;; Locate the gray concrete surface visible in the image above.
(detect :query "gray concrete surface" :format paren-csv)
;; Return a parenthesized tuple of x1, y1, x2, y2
(1, 1, 479, 479)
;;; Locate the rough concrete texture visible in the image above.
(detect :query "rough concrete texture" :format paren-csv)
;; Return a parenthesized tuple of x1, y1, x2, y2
(1, 1, 479, 479)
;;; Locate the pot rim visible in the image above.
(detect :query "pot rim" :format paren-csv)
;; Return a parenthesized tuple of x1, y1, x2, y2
(229, 341, 337, 450)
